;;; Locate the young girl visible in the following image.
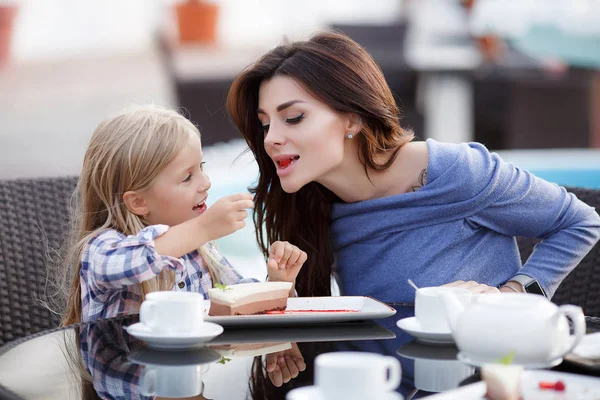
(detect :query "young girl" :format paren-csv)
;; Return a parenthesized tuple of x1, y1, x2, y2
(60, 105, 306, 326)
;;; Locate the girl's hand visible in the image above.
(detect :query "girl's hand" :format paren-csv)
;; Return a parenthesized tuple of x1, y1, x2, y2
(442, 280, 501, 294)
(197, 193, 253, 242)
(266, 342, 306, 387)
(267, 241, 307, 288)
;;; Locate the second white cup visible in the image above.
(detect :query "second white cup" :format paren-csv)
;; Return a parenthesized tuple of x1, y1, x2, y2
(140, 364, 204, 398)
(415, 286, 471, 332)
(139, 291, 205, 335)
(315, 352, 401, 400)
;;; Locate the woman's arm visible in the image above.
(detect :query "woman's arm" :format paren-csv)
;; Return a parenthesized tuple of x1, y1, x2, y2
(468, 162, 600, 297)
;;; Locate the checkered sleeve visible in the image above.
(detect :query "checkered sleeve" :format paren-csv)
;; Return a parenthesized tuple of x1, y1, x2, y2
(82, 225, 186, 293)
(80, 317, 151, 400)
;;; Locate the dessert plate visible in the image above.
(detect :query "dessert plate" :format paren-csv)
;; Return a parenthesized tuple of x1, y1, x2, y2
(472, 370, 600, 400)
(287, 385, 404, 400)
(203, 297, 396, 327)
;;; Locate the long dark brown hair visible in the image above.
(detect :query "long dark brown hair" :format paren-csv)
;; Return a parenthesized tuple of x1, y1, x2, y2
(226, 32, 414, 297)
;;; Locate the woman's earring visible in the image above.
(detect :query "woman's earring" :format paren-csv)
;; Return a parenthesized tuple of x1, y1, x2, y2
(347, 133, 353, 139)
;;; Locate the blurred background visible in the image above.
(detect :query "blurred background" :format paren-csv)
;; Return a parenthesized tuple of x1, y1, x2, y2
(1, 0, 600, 282)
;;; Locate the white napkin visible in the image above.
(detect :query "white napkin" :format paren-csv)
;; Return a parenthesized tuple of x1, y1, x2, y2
(572, 332, 600, 359)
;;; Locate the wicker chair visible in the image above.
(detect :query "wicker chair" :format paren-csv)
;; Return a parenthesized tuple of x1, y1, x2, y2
(517, 187, 600, 317)
(0, 176, 78, 346)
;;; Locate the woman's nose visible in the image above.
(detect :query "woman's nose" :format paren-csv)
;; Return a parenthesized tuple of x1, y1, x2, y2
(264, 125, 286, 148)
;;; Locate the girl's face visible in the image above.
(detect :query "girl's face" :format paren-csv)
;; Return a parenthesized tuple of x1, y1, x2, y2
(258, 75, 356, 193)
(143, 132, 211, 227)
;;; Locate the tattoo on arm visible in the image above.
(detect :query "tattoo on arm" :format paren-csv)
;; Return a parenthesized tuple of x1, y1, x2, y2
(411, 169, 428, 192)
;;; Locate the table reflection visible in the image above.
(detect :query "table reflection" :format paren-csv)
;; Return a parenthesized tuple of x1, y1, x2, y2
(58, 305, 600, 400)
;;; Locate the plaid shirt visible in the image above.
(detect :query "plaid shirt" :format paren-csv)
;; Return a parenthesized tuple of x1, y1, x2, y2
(80, 224, 256, 323)
(79, 316, 148, 400)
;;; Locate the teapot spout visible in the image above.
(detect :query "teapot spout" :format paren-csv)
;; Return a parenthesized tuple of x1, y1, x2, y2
(440, 290, 465, 333)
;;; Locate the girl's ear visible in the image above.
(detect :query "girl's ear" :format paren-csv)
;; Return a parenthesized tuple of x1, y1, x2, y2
(345, 112, 363, 137)
(122, 191, 149, 217)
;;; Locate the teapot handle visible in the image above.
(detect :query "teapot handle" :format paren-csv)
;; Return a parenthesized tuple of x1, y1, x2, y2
(552, 305, 586, 360)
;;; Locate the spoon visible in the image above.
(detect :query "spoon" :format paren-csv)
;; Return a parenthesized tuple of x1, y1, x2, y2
(408, 279, 419, 291)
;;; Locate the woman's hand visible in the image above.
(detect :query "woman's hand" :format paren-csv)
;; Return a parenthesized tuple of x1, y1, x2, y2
(266, 342, 306, 387)
(267, 241, 307, 293)
(442, 280, 501, 294)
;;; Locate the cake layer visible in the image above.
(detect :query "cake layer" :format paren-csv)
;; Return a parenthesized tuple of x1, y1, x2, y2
(211, 342, 292, 358)
(209, 297, 288, 316)
(209, 282, 292, 307)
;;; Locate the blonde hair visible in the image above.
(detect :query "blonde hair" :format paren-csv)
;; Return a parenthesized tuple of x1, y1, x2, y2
(59, 105, 224, 326)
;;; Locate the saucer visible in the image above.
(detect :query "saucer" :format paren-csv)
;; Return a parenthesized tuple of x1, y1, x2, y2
(286, 385, 404, 400)
(129, 346, 221, 366)
(457, 352, 563, 369)
(572, 332, 600, 358)
(397, 341, 459, 361)
(126, 322, 224, 350)
(396, 317, 454, 345)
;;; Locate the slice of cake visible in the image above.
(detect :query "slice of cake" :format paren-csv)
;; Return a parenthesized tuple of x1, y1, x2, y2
(211, 342, 292, 358)
(208, 282, 292, 316)
(482, 363, 523, 400)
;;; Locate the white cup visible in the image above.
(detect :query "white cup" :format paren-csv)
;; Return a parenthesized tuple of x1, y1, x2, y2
(415, 287, 471, 332)
(414, 359, 475, 392)
(315, 352, 401, 400)
(140, 365, 204, 398)
(139, 291, 205, 335)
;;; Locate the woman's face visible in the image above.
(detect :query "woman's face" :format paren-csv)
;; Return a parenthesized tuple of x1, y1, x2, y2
(258, 75, 354, 193)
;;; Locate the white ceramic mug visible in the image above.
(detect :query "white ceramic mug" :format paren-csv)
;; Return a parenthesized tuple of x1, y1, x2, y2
(315, 352, 401, 400)
(415, 287, 471, 332)
(139, 291, 205, 335)
(414, 359, 475, 392)
(140, 364, 204, 398)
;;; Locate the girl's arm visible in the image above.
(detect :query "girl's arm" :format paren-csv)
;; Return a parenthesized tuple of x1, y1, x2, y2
(154, 193, 254, 258)
(83, 225, 186, 293)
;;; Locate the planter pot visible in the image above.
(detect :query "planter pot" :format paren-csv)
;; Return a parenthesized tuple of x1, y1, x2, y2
(175, 0, 219, 45)
(0, 5, 17, 66)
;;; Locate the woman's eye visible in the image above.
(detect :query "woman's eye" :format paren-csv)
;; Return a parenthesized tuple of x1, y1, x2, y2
(183, 174, 192, 182)
(200, 161, 206, 172)
(286, 113, 304, 124)
(260, 124, 270, 133)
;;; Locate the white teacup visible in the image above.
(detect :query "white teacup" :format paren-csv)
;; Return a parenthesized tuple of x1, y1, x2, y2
(414, 359, 475, 392)
(140, 364, 204, 398)
(139, 291, 205, 335)
(415, 287, 471, 332)
(315, 352, 401, 400)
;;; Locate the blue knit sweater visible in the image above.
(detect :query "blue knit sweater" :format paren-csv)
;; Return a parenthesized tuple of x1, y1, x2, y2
(331, 140, 600, 302)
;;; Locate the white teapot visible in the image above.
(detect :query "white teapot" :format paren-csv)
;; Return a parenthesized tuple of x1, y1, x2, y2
(440, 292, 586, 366)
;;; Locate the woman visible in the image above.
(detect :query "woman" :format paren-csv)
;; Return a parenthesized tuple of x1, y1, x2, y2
(226, 31, 600, 302)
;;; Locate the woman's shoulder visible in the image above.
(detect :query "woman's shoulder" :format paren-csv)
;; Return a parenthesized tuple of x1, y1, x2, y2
(424, 140, 495, 179)
(399, 140, 429, 162)
(398, 139, 486, 170)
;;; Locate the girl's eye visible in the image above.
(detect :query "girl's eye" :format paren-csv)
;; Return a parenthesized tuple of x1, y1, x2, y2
(260, 124, 270, 133)
(183, 174, 192, 183)
(286, 113, 304, 124)
(200, 161, 206, 172)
